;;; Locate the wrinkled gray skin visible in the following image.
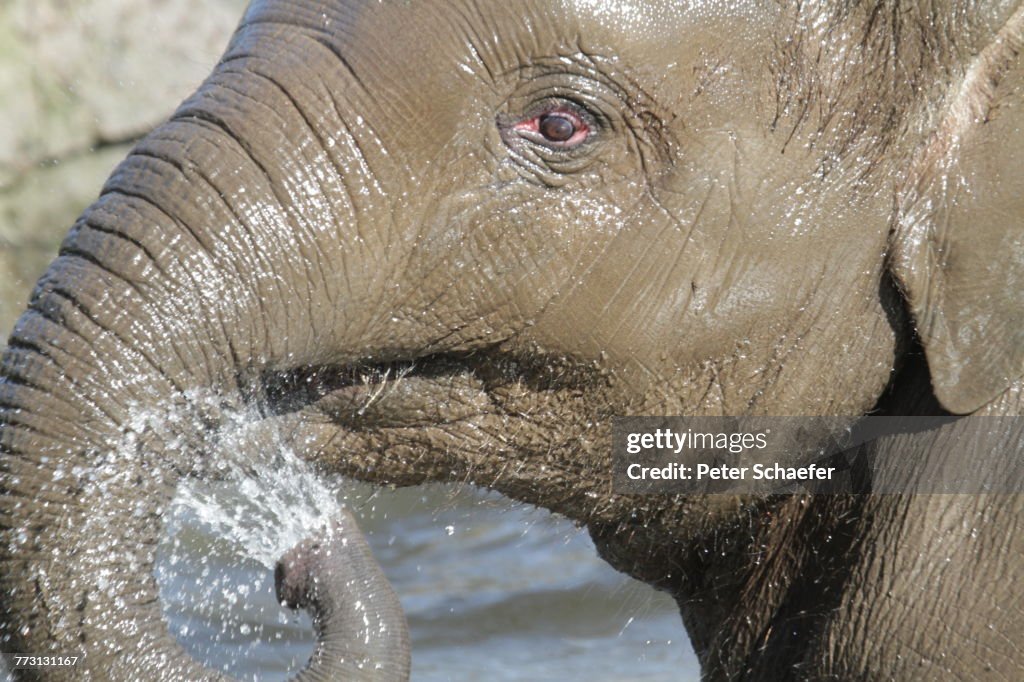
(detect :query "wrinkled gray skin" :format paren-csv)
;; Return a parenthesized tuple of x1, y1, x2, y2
(274, 514, 411, 681)
(2, 0, 1024, 679)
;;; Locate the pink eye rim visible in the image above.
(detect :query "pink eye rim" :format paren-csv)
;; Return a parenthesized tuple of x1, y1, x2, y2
(512, 106, 592, 149)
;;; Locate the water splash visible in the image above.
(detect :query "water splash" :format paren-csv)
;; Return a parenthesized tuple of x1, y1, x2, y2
(169, 445, 342, 569)
(156, 403, 345, 679)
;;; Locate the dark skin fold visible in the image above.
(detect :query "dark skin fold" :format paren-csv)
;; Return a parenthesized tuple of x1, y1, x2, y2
(1, 1, 1024, 679)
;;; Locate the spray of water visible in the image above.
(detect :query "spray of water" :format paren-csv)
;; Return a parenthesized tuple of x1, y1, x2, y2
(154, 398, 347, 679)
(171, 448, 342, 569)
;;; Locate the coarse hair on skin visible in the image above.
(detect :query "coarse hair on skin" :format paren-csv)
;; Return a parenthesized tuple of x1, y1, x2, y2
(764, 0, 1013, 178)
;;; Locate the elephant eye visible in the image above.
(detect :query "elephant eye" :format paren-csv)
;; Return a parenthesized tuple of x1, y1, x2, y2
(539, 114, 576, 142)
(513, 106, 591, 149)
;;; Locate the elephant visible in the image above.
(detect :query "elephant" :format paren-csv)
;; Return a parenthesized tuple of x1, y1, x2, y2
(1, 0, 1024, 679)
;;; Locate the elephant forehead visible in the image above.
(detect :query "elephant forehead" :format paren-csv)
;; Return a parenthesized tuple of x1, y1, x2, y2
(293, 0, 777, 70)
(560, 0, 771, 39)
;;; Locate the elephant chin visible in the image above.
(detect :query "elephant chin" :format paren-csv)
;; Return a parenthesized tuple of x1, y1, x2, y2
(273, 513, 411, 682)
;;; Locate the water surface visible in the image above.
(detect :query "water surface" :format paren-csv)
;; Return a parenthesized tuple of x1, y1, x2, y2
(159, 477, 699, 681)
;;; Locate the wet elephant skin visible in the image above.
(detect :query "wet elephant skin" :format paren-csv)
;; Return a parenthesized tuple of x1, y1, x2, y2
(2, 1, 1024, 680)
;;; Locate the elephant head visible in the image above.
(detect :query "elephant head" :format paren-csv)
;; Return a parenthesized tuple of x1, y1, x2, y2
(2, 0, 1024, 679)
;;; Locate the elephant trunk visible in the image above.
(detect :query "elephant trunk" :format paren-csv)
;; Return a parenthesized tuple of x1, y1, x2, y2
(0, 221, 239, 679)
(276, 514, 411, 681)
(0, 85, 403, 676)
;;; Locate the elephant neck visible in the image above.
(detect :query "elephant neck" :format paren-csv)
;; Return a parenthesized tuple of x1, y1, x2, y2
(662, 402, 1024, 680)
(681, 494, 867, 680)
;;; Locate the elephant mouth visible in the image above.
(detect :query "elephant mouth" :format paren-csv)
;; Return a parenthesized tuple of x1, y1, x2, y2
(258, 351, 500, 429)
(250, 349, 611, 493)
(257, 347, 605, 432)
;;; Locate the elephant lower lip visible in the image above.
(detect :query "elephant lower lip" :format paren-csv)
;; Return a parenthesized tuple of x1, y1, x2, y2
(316, 373, 492, 428)
(259, 352, 493, 428)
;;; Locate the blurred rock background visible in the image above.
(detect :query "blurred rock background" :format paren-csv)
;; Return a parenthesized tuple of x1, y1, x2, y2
(0, 0, 248, 335)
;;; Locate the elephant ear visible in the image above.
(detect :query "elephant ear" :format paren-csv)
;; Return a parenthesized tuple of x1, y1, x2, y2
(889, 16, 1024, 414)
